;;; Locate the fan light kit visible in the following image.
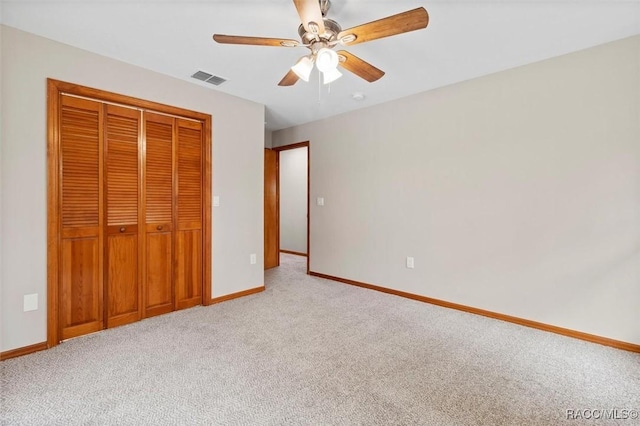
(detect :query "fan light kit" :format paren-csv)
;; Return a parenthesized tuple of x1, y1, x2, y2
(314, 48, 342, 84)
(213, 0, 429, 87)
(291, 56, 314, 82)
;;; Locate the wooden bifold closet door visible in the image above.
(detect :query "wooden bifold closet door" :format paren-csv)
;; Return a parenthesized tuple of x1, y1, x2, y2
(143, 112, 174, 318)
(59, 96, 104, 340)
(105, 104, 142, 328)
(175, 119, 204, 310)
(52, 85, 208, 343)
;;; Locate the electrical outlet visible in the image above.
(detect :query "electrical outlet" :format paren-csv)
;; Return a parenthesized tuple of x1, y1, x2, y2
(24, 294, 38, 312)
(250, 253, 257, 265)
(406, 257, 415, 269)
(213, 196, 220, 207)
(316, 197, 325, 206)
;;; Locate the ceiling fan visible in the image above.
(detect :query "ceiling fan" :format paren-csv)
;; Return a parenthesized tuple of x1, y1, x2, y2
(213, 0, 429, 86)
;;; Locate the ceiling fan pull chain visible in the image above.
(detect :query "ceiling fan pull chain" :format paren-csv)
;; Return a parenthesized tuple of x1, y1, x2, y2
(318, 68, 322, 104)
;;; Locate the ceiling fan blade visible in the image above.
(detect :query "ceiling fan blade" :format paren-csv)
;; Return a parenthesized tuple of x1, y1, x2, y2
(337, 51, 385, 83)
(338, 7, 429, 46)
(278, 69, 300, 86)
(293, 0, 326, 35)
(213, 34, 300, 47)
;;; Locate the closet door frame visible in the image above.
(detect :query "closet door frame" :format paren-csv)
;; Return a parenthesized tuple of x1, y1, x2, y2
(47, 79, 212, 348)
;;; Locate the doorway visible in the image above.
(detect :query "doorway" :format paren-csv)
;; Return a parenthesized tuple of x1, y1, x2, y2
(264, 141, 310, 273)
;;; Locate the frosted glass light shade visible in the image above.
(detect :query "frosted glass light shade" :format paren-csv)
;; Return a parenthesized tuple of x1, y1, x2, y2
(291, 56, 314, 82)
(322, 67, 342, 84)
(315, 48, 339, 72)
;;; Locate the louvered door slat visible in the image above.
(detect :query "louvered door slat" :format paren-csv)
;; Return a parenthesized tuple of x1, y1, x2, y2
(177, 123, 202, 226)
(61, 98, 101, 228)
(146, 116, 173, 224)
(106, 109, 139, 226)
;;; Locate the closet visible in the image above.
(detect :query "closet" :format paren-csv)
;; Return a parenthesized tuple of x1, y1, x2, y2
(49, 79, 211, 344)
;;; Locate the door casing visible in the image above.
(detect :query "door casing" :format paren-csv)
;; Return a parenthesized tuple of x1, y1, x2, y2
(265, 141, 310, 273)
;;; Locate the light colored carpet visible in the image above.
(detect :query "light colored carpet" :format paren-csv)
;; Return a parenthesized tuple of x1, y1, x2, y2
(1, 254, 639, 425)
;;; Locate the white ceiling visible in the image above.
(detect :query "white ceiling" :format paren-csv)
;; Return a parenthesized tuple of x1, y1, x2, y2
(2, 0, 639, 130)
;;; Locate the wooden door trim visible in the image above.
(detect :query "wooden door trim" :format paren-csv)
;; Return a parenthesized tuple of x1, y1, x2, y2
(202, 116, 213, 305)
(274, 141, 309, 152)
(46, 81, 60, 348)
(49, 80, 211, 122)
(47, 79, 213, 347)
(264, 148, 279, 270)
(273, 141, 310, 274)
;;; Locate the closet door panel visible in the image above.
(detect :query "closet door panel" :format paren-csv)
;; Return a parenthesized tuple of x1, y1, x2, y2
(59, 95, 104, 340)
(143, 112, 174, 318)
(175, 229, 202, 310)
(106, 229, 139, 328)
(105, 104, 141, 327)
(145, 232, 173, 316)
(60, 237, 102, 340)
(175, 119, 204, 309)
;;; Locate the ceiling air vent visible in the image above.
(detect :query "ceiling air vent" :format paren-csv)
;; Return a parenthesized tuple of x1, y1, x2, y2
(205, 75, 227, 86)
(191, 70, 227, 86)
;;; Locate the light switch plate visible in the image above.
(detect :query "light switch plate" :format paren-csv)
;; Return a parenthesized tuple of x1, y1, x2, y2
(24, 293, 38, 312)
(213, 196, 220, 207)
(250, 253, 257, 265)
(316, 197, 325, 206)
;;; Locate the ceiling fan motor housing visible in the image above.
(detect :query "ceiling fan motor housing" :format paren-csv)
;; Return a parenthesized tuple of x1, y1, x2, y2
(298, 18, 342, 45)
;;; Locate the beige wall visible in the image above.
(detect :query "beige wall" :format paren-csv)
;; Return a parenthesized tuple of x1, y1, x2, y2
(264, 130, 273, 149)
(0, 25, 265, 352)
(274, 35, 640, 345)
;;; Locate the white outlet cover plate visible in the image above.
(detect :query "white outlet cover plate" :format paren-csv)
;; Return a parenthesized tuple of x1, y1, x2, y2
(24, 293, 38, 312)
(317, 197, 324, 206)
(406, 257, 415, 269)
(213, 196, 220, 207)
